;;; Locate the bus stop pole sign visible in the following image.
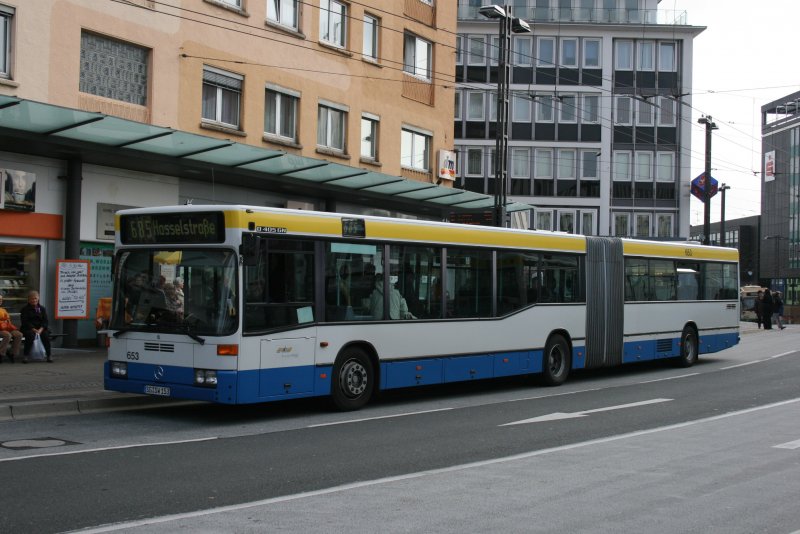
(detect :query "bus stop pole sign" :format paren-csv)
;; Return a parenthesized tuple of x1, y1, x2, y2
(690, 172, 718, 203)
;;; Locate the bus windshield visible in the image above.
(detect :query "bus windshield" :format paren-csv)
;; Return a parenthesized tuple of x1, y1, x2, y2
(111, 248, 238, 336)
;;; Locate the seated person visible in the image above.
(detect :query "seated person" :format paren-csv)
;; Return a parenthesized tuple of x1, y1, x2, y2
(370, 274, 416, 320)
(0, 293, 22, 362)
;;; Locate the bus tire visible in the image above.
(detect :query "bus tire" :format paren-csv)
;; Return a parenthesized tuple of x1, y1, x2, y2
(331, 348, 374, 411)
(541, 334, 570, 386)
(676, 326, 699, 368)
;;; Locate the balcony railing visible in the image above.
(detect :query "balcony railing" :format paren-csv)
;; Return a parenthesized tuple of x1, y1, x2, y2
(457, 5, 688, 25)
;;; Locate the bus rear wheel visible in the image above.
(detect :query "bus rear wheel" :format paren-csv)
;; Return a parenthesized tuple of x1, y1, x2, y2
(676, 326, 698, 368)
(541, 334, 571, 386)
(331, 348, 374, 411)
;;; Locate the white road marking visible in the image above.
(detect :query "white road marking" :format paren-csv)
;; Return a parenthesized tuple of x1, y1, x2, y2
(0, 437, 218, 463)
(70, 397, 800, 534)
(774, 438, 800, 450)
(308, 408, 453, 428)
(720, 360, 763, 370)
(500, 398, 673, 426)
(639, 373, 699, 384)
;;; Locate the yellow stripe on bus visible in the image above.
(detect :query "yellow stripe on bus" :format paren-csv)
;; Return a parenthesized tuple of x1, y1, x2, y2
(623, 241, 739, 261)
(227, 210, 587, 252)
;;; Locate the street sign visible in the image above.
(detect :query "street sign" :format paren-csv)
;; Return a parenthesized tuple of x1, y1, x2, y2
(690, 172, 718, 203)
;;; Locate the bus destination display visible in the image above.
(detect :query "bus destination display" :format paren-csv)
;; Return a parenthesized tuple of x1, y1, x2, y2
(120, 212, 225, 244)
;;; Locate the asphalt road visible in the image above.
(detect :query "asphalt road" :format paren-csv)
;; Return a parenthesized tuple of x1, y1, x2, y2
(1, 328, 799, 533)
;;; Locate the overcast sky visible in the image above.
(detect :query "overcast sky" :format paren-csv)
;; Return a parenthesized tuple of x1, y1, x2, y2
(668, 0, 799, 226)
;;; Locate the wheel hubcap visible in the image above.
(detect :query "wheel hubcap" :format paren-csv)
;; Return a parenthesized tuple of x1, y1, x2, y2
(340, 359, 367, 398)
(548, 347, 564, 375)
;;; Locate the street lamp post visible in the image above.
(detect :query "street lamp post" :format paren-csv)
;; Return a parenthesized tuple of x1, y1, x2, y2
(480, 4, 531, 228)
(719, 183, 731, 246)
(697, 116, 718, 245)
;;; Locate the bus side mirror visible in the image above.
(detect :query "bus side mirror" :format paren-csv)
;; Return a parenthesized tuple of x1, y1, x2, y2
(240, 234, 262, 266)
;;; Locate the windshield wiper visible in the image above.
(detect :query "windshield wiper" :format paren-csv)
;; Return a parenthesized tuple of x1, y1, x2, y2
(112, 328, 133, 338)
(185, 332, 206, 345)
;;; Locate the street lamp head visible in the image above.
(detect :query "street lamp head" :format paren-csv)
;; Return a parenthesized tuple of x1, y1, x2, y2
(479, 4, 506, 19)
(511, 17, 532, 33)
(697, 116, 718, 129)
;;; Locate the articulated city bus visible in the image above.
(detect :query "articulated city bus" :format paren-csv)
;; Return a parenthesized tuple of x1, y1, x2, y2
(105, 205, 740, 410)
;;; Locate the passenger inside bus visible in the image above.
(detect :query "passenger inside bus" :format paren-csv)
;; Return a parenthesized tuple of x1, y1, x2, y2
(370, 274, 415, 320)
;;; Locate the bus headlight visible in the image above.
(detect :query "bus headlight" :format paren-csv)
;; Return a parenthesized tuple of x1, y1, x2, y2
(111, 361, 128, 378)
(194, 369, 218, 387)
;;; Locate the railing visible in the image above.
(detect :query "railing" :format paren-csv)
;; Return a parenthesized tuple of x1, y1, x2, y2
(457, 6, 688, 25)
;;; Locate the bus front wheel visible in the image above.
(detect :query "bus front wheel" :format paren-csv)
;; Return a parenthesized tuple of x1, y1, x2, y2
(676, 326, 699, 368)
(331, 348, 375, 411)
(541, 334, 571, 386)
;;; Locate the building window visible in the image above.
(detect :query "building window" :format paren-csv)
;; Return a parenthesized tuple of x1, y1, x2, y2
(656, 214, 673, 238)
(468, 36, 486, 66)
(0, 5, 13, 78)
(489, 36, 500, 65)
(581, 211, 596, 235)
(657, 96, 676, 126)
(537, 37, 555, 67)
(317, 103, 347, 151)
(401, 127, 431, 171)
(455, 35, 463, 65)
(583, 38, 601, 68)
(202, 66, 242, 128)
(80, 32, 149, 106)
(559, 95, 577, 123)
(536, 210, 553, 231)
(581, 150, 599, 179)
(636, 98, 654, 126)
(659, 41, 676, 72)
(264, 86, 298, 142)
(267, 0, 298, 30)
(613, 151, 631, 181)
(635, 213, 651, 237)
(404, 33, 432, 80)
(637, 41, 655, 71)
(536, 95, 554, 123)
(615, 40, 633, 70)
(511, 147, 530, 178)
(560, 38, 578, 68)
(466, 147, 483, 176)
(220, 0, 242, 6)
(582, 94, 599, 123)
(558, 210, 576, 233)
(454, 91, 462, 120)
(613, 213, 630, 236)
(656, 152, 674, 182)
(614, 96, 632, 125)
(467, 91, 485, 121)
(360, 113, 379, 160)
(513, 94, 532, 122)
(363, 14, 379, 61)
(514, 36, 532, 66)
(557, 149, 576, 179)
(320, 0, 347, 48)
(535, 148, 553, 178)
(635, 152, 652, 181)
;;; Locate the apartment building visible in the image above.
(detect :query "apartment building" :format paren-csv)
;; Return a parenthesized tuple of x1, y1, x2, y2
(454, 0, 703, 238)
(0, 0, 458, 341)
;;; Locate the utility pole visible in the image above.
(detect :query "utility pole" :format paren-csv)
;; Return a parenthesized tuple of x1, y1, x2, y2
(698, 116, 717, 245)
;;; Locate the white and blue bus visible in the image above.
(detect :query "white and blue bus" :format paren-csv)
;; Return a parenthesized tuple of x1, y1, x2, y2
(105, 205, 740, 410)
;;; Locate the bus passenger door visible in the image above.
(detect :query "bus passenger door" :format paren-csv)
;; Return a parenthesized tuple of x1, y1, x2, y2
(585, 237, 624, 367)
(259, 336, 316, 397)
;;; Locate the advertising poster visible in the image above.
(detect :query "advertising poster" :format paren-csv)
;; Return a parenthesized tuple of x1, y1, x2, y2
(1, 168, 36, 211)
(56, 260, 91, 319)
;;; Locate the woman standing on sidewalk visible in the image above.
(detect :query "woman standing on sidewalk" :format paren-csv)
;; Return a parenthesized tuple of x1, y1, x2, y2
(20, 290, 52, 363)
(773, 291, 786, 330)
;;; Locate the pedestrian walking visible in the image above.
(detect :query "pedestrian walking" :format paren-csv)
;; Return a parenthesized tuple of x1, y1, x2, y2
(773, 291, 785, 330)
(755, 290, 764, 329)
(762, 287, 774, 330)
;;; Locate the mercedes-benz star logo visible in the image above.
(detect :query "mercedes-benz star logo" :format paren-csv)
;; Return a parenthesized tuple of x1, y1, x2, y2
(154, 366, 165, 381)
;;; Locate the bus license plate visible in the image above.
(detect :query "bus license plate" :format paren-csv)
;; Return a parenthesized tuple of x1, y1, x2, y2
(144, 385, 171, 396)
